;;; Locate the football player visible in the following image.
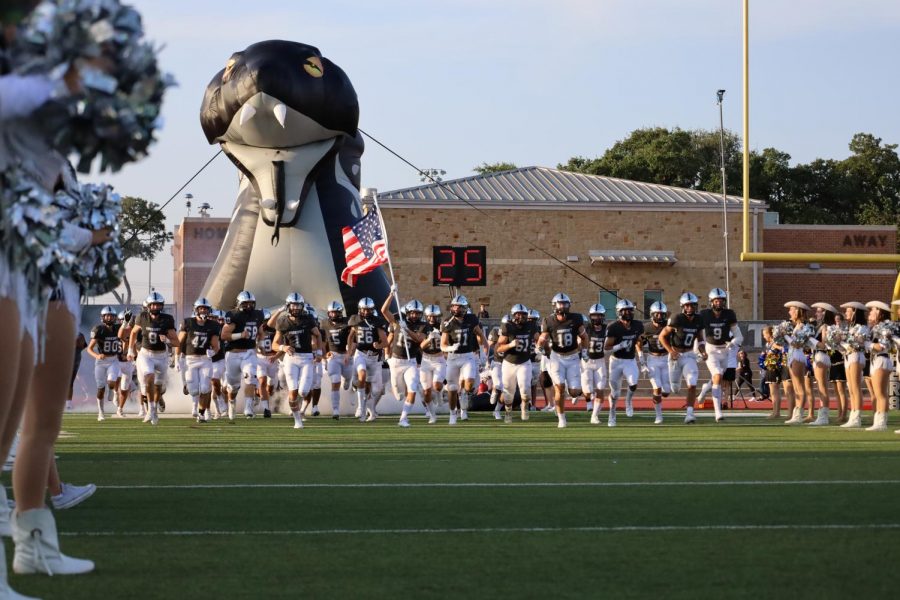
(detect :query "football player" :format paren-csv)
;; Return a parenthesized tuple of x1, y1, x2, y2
(382, 294, 427, 427)
(347, 297, 388, 422)
(127, 292, 179, 425)
(255, 308, 278, 419)
(209, 309, 227, 418)
(582, 304, 609, 425)
(487, 316, 508, 420)
(302, 305, 323, 417)
(699, 288, 743, 422)
(641, 301, 671, 425)
(271, 293, 322, 429)
(115, 310, 135, 417)
(527, 309, 544, 413)
(176, 297, 221, 423)
(660, 292, 706, 424)
(605, 299, 644, 427)
(417, 305, 445, 423)
(87, 306, 122, 422)
(440, 295, 488, 425)
(537, 293, 588, 428)
(320, 301, 353, 419)
(220, 291, 265, 421)
(497, 304, 539, 423)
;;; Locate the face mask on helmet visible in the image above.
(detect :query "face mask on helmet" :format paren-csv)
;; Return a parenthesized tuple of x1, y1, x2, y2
(196, 306, 210, 321)
(590, 314, 605, 326)
(618, 309, 633, 322)
(102, 313, 116, 325)
(406, 310, 422, 323)
(682, 303, 696, 316)
(513, 311, 527, 325)
(451, 304, 467, 318)
(240, 301, 256, 313)
(652, 312, 667, 325)
(149, 303, 162, 316)
(288, 303, 303, 317)
(711, 298, 726, 311)
(555, 302, 571, 316)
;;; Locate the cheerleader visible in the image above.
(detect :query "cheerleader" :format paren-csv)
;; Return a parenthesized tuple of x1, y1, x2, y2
(829, 313, 849, 424)
(839, 302, 869, 428)
(809, 303, 839, 425)
(863, 301, 894, 431)
(783, 301, 816, 425)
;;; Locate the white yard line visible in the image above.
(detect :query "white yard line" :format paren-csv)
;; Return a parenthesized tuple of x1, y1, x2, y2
(97, 479, 900, 490)
(62, 523, 900, 538)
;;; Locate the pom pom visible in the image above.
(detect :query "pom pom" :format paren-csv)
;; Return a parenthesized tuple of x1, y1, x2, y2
(11, 0, 175, 172)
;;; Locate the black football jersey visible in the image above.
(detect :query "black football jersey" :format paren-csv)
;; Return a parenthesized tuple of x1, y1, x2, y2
(276, 313, 318, 354)
(606, 319, 644, 360)
(441, 314, 481, 353)
(348, 314, 384, 353)
(700, 308, 738, 346)
(224, 309, 265, 351)
(390, 320, 426, 360)
(585, 322, 607, 360)
(181, 318, 219, 356)
(320, 317, 351, 353)
(542, 313, 585, 354)
(210, 322, 226, 362)
(642, 321, 668, 355)
(135, 312, 176, 352)
(421, 324, 443, 356)
(257, 325, 276, 355)
(91, 324, 121, 357)
(667, 313, 704, 351)
(500, 321, 537, 365)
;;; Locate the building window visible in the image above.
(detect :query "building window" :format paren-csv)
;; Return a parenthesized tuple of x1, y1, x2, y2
(643, 290, 663, 315)
(599, 290, 618, 316)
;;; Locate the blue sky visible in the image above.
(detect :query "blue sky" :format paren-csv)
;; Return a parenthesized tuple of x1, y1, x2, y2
(86, 0, 900, 302)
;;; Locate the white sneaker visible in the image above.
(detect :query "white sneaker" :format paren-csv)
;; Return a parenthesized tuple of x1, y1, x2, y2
(625, 398, 634, 418)
(608, 414, 617, 427)
(365, 411, 377, 423)
(654, 415, 664, 425)
(684, 413, 696, 425)
(784, 407, 803, 425)
(840, 410, 862, 428)
(493, 409, 502, 420)
(428, 414, 437, 424)
(460, 410, 469, 421)
(590, 415, 600, 425)
(449, 412, 458, 426)
(541, 405, 555, 413)
(808, 407, 829, 426)
(191, 408, 199, 418)
(354, 406, 362, 418)
(521, 408, 529, 421)
(557, 415, 567, 428)
(50, 483, 96, 510)
(97, 412, 105, 422)
(866, 413, 888, 432)
(115, 407, 125, 418)
(12, 508, 94, 575)
(142, 411, 151, 423)
(398, 417, 410, 428)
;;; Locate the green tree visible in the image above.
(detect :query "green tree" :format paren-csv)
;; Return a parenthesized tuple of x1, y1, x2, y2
(473, 162, 518, 175)
(113, 196, 173, 306)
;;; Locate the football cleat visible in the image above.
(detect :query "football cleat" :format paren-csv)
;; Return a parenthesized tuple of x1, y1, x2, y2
(263, 408, 272, 418)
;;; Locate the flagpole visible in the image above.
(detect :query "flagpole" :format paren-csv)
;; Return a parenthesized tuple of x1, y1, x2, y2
(369, 191, 411, 360)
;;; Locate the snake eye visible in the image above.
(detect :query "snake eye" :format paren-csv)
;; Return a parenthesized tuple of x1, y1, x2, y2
(222, 58, 237, 83)
(303, 56, 324, 78)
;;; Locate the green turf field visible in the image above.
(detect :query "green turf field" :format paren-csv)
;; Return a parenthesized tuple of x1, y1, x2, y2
(7, 412, 900, 599)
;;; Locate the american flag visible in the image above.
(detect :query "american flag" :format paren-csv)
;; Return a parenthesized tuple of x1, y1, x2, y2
(341, 210, 389, 286)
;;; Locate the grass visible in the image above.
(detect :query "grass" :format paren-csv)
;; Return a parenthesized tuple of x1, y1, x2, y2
(7, 411, 900, 599)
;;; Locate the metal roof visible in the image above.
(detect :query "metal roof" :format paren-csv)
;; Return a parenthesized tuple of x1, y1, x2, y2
(376, 166, 764, 208)
(589, 250, 678, 265)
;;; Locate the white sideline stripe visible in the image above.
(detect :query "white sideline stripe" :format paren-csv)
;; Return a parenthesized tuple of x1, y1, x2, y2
(62, 523, 900, 538)
(98, 479, 900, 490)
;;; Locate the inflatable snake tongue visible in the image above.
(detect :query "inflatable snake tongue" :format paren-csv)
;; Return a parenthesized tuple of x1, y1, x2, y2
(201, 40, 360, 241)
(199, 40, 389, 315)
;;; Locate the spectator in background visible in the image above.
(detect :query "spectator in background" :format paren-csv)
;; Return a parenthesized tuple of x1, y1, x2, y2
(477, 304, 490, 319)
(736, 349, 760, 400)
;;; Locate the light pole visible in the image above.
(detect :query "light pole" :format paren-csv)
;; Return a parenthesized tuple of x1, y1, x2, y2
(716, 89, 730, 306)
(185, 192, 193, 217)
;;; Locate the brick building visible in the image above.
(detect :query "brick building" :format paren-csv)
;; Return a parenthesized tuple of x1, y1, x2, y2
(762, 224, 897, 318)
(376, 167, 766, 319)
(172, 217, 230, 321)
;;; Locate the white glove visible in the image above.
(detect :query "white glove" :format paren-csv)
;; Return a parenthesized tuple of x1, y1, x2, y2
(127, 350, 136, 360)
(390, 283, 399, 294)
(444, 342, 460, 353)
(612, 341, 628, 352)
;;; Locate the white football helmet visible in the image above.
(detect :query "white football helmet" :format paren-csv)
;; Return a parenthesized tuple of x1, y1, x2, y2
(450, 295, 469, 317)
(615, 299, 635, 321)
(326, 301, 344, 316)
